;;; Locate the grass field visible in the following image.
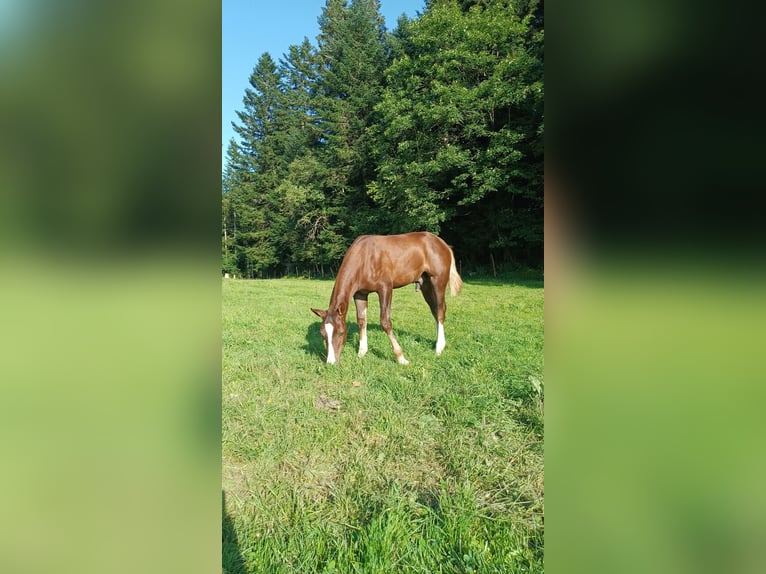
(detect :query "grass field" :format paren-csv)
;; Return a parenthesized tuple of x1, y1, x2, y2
(222, 273, 544, 573)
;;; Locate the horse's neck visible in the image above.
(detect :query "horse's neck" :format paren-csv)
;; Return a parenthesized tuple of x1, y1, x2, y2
(329, 268, 357, 309)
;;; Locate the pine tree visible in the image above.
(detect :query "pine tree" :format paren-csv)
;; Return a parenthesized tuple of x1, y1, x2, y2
(315, 0, 391, 244)
(228, 53, 285, 276)
(278, 39, 322, 166)
(221, 140, 243, 274)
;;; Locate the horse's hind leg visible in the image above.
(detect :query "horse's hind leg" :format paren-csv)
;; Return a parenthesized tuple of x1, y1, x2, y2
(421, 276, 447, 355)
(354, 293, 369, 357)
(379, 286, 408, 365)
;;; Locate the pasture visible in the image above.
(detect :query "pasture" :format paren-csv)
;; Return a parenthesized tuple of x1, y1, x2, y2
(222, 273, 544, 573)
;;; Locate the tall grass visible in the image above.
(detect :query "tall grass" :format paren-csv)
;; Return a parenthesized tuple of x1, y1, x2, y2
(223, 274, 543, 573)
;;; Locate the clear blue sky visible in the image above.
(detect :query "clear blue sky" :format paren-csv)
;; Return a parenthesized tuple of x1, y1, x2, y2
(222, 0, 425, 170)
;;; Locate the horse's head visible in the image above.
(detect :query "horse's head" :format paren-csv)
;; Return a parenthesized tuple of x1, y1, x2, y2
(311, 303, 347, 364)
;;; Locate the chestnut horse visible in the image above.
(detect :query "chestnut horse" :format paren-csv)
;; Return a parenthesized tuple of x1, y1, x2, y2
(311, 232, 462, 364)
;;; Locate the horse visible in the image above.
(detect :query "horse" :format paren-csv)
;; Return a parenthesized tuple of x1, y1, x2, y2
(311, 232, 463, 364)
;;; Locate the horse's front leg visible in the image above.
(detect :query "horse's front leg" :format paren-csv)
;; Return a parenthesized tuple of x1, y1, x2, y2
(354, 293, 369, 358)
(379, 286, 408, 365)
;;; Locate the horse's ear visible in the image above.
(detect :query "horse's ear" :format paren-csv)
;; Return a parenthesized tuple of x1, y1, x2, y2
(311, 308, 326, 319)
(337, 302, 347, 316)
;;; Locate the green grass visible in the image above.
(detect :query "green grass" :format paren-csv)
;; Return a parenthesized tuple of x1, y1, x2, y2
(222, 274, 544, 573)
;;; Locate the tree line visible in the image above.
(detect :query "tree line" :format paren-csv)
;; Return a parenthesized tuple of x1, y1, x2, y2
(222, 0, 543, 278)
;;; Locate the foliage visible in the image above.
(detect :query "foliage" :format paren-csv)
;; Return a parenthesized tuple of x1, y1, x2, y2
(223, 0, 544, 277)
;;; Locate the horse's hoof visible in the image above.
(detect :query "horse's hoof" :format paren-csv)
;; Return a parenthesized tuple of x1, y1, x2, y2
(398, 356, 409, 365)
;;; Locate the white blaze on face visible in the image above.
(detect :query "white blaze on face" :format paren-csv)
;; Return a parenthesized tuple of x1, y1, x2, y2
(435, 321, 446, 355)
(325, 322, 337, 364)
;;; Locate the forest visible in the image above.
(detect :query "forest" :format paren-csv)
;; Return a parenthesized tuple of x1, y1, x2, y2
(222, 0, 543, 278)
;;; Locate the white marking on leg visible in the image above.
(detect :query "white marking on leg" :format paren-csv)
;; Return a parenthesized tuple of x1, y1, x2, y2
(325, 323, 336, 364)
(386, 331, 408, 365)
(435, 321, 446, 355)
(358, 327, 367, 357)
(358, 306, 367, 357)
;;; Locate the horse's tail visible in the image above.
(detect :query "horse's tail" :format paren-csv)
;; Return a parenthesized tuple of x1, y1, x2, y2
(448, 248, 463, 296)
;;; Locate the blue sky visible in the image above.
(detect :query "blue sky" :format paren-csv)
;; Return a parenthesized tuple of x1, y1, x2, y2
(222, 0, 425, 170)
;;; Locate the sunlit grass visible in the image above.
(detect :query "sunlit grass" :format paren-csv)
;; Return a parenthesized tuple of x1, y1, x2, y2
(223, 274, 543, 573)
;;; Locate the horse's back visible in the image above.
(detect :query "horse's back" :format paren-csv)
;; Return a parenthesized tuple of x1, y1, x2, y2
(341, 232, 451, 289)
(349, 232, 449, 262)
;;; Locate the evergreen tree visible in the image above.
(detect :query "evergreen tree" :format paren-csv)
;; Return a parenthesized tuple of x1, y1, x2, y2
(272, 39, 338, 274)
(278, 39, 322, 166)
(221, 140, 243, 274)
(316, 0, 391, 242)
(372, 0, 544, 266)
(228, 53, 285, 276)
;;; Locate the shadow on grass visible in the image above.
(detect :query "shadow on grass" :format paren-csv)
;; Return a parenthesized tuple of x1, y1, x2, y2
(304, 322, 326, 359)
(304, 320, 435, 363)
(222, 491, 247, 574)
